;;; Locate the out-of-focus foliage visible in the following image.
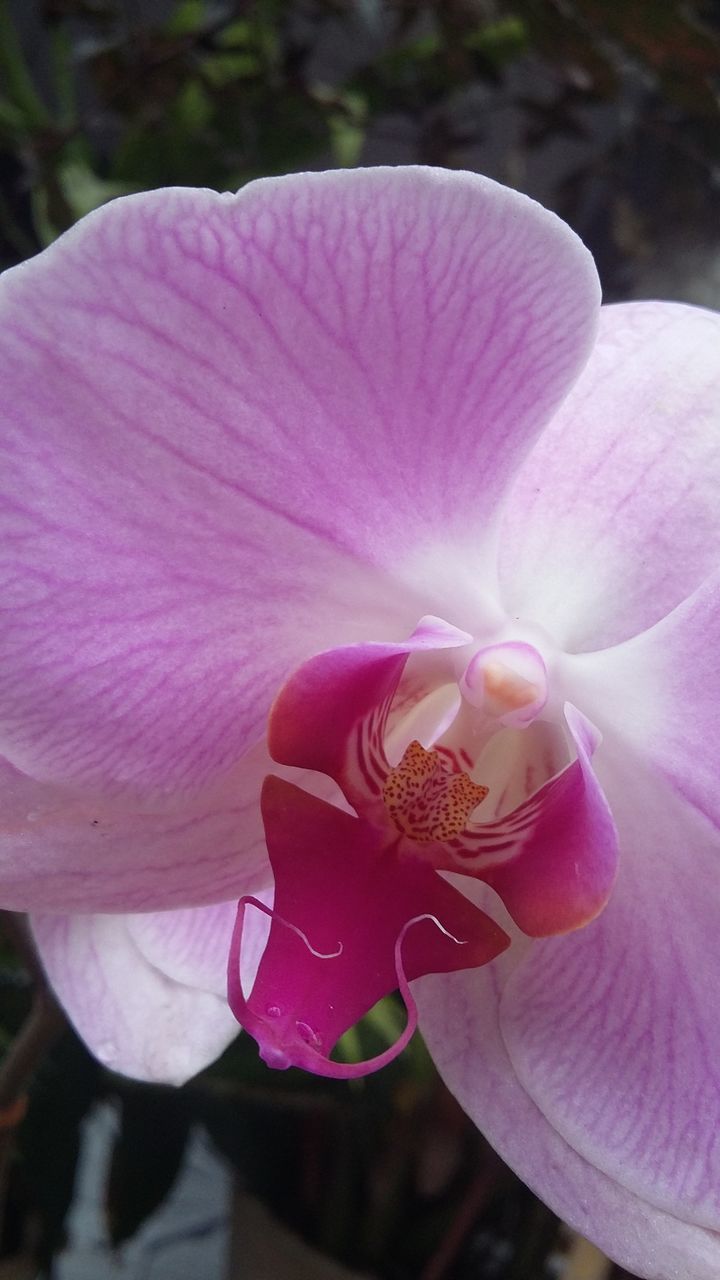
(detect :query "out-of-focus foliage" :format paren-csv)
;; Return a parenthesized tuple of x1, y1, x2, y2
(0, 0, 719, 300)
(105, 1084, 191, 1247)
(2, 994, 578, 1280)
(17, 1030, 102, 1270)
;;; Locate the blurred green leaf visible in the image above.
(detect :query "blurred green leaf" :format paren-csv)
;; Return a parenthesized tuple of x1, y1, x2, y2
(165, 0, 206, 38)
(217, 15, 278, 60)
(335, 1023, 364, 1065)
(50, 23, 76, 128)
(0, 95, 26, 133)
(334, 996, 410, 1069)
(399, 32, 442, 62)
(175, 77, 213, 131)
(464, 15, 529, 65)
(0, 0, 52, 128)
(216, 19, 253, 48)
(362, 995, 405, 1047)
(201, 51, 262, 87)
(323, 87, 367, 167)
(30, 183, 67, 248)
(58, 160, 136, 221)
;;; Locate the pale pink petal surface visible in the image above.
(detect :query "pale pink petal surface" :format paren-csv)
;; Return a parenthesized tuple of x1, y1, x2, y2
(566, 569, 720, 829)
(0, 726, 349, 912)
(127, 898, 269, 997)
(418, 957, 720, 1280)
(0, 746, 272, 911)
(418, 753, 720, 1273)
(498, 302, 720, 650)
(31, 902, 242, 1083)
(0, 168, 599, 803)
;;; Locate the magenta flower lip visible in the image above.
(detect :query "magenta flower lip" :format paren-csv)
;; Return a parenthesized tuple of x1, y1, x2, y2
(236, 620, 615, 1079)
(1, 166, 719, 1278)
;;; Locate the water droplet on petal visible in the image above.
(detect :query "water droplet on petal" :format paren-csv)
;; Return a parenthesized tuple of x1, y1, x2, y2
(296, 1021, 322, 1050)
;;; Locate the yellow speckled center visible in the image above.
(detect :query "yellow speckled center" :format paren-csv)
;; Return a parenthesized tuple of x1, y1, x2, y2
(382, 740, 488, 843)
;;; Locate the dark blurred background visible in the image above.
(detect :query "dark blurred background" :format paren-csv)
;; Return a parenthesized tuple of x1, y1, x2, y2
(0, 2, 719, 1276)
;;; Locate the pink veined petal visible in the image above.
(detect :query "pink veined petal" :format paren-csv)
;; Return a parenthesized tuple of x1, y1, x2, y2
(419, 753, 720, 1275)
(31, 903, 242, 1084)
(228, 776, 509, 1074)
(268, 616, 471, 809)
(0, 744, 274, 912)
(127, 896, 272, 998)
(499, 756, 720, 1232)
(417, 957, 720, 1280)
(498, 302, 720, 651)
(0, 733, 345, 914)
(444, 704, 619, 935)
(565, 567, 720, 831)
(129, 901, 235, 993)
(0, 167, 599, 797)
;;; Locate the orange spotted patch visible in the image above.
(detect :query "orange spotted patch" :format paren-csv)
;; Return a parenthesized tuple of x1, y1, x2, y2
(382, 740, 488, 843)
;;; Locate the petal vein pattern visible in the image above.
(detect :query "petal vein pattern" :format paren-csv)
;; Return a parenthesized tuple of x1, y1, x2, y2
(495, 760, 720, 1231)
(0, 167, 599, 807)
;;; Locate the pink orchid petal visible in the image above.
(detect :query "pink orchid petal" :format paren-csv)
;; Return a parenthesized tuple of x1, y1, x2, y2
(127, 900, 242, 996)
(419, 755, 720, 1274)
(130, 890, 272, 1000)
(566, 568, 720, 830)
(228, 777, 509, 1072)
(0, 734, 346, 913)
(498, 302, 720, 650)
(448, 705, 618, 935)
(418, 956, 720, 1280)
(0, 168, 598, 795)
(497, 757, 720, 1232)
(0, 746, 273, 912)
(268, 617, 471, 808)
(31, 904, 242, 1083)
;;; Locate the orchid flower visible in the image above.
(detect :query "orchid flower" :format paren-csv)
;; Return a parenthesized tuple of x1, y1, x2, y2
(1, 167, 719, 1279)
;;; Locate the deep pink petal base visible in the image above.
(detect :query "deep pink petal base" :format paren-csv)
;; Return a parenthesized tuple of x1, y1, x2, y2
(227, 777, 509, 1075)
